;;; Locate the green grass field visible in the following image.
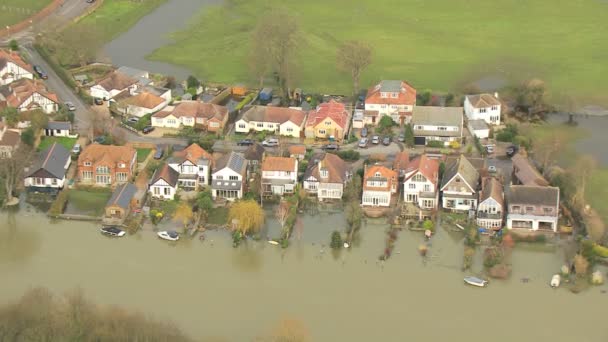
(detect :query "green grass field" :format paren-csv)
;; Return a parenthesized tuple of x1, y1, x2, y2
(148, 0, 608, 103)
(136, 148, 152, 163)
(37, 137, 77, 152)
(67, 190, 111, 216)
(0, 0, 52, 28)
(76, 0, 166, 42)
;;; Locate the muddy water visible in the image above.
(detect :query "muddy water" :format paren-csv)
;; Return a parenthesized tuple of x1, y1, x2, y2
(1, 205, 606, 341)
(547, 113, 608, 166)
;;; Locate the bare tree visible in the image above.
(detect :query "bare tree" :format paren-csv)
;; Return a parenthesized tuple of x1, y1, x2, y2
(533, 130, 566, 174)
(570, 154, 598, 210)
(250, 9, 300, 99)
(336, 40, 372, 97)
(0, 145, 32, 206)
(275, 201, 290, 231)
(43, 23, 102, 67)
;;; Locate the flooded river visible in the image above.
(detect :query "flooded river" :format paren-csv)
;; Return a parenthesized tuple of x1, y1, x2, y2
(1, 203, 606, 341)
(547, 113, 608, 166)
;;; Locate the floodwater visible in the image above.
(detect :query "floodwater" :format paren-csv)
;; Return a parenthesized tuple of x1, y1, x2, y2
(547, 113, 608, 166)
(102, 0, 222, 81)
(1, 203, 607, 341)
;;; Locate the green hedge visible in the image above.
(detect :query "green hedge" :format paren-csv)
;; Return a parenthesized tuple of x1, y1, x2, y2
(49, 190, 69, 216)
(336, 150, 360, 161)
(427, 141, 444, 148)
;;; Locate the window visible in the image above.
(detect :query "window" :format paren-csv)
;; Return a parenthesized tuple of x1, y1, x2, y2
(438, 126, 447, 131)
(380, 92, 388, 98)
(415, 125, 423, 130)
(239, 123, 246, 129)
(84, 162, 92, 166)
(210, 122, 219, 128)
(96, 175, 110, 184)
(409, 183, 416, 189)
(153, 187, 160, 195)
(325, 121, 332, 126)
(381, 105, 387, 109)
(413, 174, 426, 182)
(307, 182, 318, 190)
(320, 169, 328, 178)
(82, 171, 93, 179)
(164, 187, 171, 195)
(491, 106, 498, 111)
(118, 163, 125, 168)
(479, 108, 487, 113)
(257, 123, 264, 128)
(35, 178, 44, 185)
(167, 119, 177, 124)
(424, 184, 430, 192)
(266, 123, 273, 128)
(391, 92, 398, 98)
(512, 205, 520, 212)
(286, 127, 293, 132)
(216, 175, 223, 180)
(526, 206, 534, 212)
(229, 175, 238, 181)
(116, 172, 128, 182)
(96, 166, 109, 174)
(52, 178, 57, 185)
(318, 129, 326, 135)
(543, 207, 553, 214)
(375, 172, 381, 177)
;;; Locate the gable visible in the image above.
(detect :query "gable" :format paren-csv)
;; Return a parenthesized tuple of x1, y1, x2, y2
(442, 174, 474, 192)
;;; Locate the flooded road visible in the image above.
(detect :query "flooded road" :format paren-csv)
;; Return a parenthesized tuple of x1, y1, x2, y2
(1, 205, 606, 341)
(102, 0, 221, 80)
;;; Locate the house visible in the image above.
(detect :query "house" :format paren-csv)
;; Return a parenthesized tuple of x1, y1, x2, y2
(44, 121, 71, 137)
(243, 143, 265, 169)
(464, 93, 501, 125)
(149, 164, 179, 200)
(261, 156, 298, 196)
(235, 105, 307, 138)
(116, 91, 168, 117)
(23, 142, 70, 192)
(0, 49, 34, 86)
(0, 78, 59, 114)
(152, 101, 229, 132)
(105, 183, 137, 222)
(304, 100, 350, 141)
(167, 143, 213, 190)
(393, 151, 410, 178)
(411, 106, 463, 146)
(440, 155, 480, 211)
(303, 153, 350, 201)
(402, 154, 440, 210)
(77, 144, 137, 186)
(364, 80, 416, 125)
(511, 153, 549, 186)
(468, 119, 490, 139)
(352, 109, 364, 129)
(362, 165, 397, 207)
(506, 185, 560, 232)
(211, 152, 248, 201)
(288, 145, 306, 160)
(477, 177, 504, 230)
(116, 66, 151, 87)
(0, 122, 20, 158)
(89, 71, 138, 100)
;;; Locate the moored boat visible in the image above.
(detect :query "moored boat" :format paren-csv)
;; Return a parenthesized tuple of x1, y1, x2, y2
(157, 230, 179, 241)
(268, 240, 279, 245)
(100, 226, 126, 237)
(464, 276, 488, 287)
(550, 274, 561, 288)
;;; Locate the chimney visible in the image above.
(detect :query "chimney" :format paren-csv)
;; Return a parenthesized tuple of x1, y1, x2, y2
(494, 92, 499, 99)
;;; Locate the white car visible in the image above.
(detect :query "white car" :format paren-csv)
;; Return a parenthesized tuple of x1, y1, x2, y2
(72, 143, 81, 154)
(262, 138, 279, 147)
(65, 101, 76, 111)
(157, 230, 179, 241)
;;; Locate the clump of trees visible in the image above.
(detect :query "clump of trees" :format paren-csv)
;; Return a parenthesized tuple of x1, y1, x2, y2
(229, 200, 265, 246)
(40, 23, 102, 67)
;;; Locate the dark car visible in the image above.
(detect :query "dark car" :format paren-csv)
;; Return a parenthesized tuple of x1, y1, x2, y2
(153, 146, 164, 160)
(33, 65, 48, 79)
(506, 145, 518, 157)
(142, 126, 155, 134)
(361, 127, 368, 137)
(237, 139, 254, 146)
(94, 97, 104, 105)
(382, 136, 391, 146)
(322, 144, 339, 151)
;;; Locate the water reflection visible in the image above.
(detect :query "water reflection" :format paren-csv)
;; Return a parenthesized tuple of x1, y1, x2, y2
(0, 209, 41, 264)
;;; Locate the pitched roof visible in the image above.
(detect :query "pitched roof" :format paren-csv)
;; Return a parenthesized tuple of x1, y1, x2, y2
(106, 183, 137, 209)
(288, 145, 306, 155)
(441, 155, 479, 190)
(154, 101, 228, 121)
(305, 100, 349, 129)
(46, 121, 71, 131)
(262, 156, 297, 172)
(123, 91, 165, 109)
(97, 71, 138, 92)
(78, 144, 136, 165)
(214, 152, 247, 174)
(243, 143, 265, 161)
(26, 142, 70, 179)
(466, 93, 500, 108)
(392, 151, 410, 172)
(0, 50, 33, 73)
(150, 164, 179, 187)
(412, 106, 463, 129)
(363, 165, 397, 191)
(172, 143, 212, 165)
(304, 152, 349, 184)
(0, 78, 59, 107)
(479, 177, 503, 205)
(365, 80, 416, 106)
(508, 185, 559, 208)
(0, 129, 19, 147)
(239, 105, 306, 126)
(405, 154, 439, 185)
(511, 153, 549, 186)
(468, 119, 489, 131)
(116, 66, 148, 79)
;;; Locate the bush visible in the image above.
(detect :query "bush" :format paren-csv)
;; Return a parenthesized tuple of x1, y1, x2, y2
(9, 40, 18, 51)
(235, 93, 255, 111)
(423, 219, 435, 232)
(336, 150, 360, 161)
(592, 243, 608, 258)
(496, 123, 519, 142)
(21, 128, 35, 146)
(330, 231, 343, 249)
(427, 140, 444, 148)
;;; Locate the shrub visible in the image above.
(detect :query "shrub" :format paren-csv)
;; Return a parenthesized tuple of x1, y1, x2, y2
(483, 246, 503, 268)
(427, 140, 444, 148)
(9, 40, 18, 51)
(592, 243, 608, 258)
(423, 219, 435, 232)
(330, 231, 343, 249)
(336, 150, 360, 161)
(496, 123, 519, 142)
(21, 128, 35, 146)
(235, 93, 255, 111)
(450, 141, 461, 149)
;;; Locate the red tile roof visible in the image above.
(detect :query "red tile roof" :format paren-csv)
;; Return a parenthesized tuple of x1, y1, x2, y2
(123, 92, 165, 109)
(173, 143, 213, 165)
(393, 151, 409, 172)
(363, 165, 397, 191)
(241, 105, 306, 126)
(0, 50, 33, 73)
(262, 156, 297, 172)
(2, 79, 58, 108)
(305, 100, 349, 129)
(365, 80, 416, 106)
(288, 145, 306, 155)
(405, 154, 439, 185)
(97, 71, 138, 91)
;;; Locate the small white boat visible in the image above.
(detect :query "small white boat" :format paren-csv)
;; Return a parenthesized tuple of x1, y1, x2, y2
(464, 276, 488, 287)
(268, 240, 279, 245)
(343, 242, 350, 248)
(157, 230, 179, 241)
(550, 274, 561, 288)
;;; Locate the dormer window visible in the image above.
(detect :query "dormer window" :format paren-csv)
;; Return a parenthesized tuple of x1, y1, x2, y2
(118, 163, 125, 168)
(391, 92, 398, 98)
(320, 169, 328, 178)
(380, 92, 388, 98)
(375, 172, 381, 177)
(325, 121, 332, 126)
(84, 162, 92, 166)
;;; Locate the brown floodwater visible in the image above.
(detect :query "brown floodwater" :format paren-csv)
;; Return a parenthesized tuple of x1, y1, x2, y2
(1, 204, 607, 341)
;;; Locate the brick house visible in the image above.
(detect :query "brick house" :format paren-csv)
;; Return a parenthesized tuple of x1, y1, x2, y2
(77, 144, 137, 186)
(364, 80, 416, 125)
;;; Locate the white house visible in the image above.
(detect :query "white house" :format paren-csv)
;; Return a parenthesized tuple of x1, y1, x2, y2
(211, 152, 248, 201)
(411, 106, 463, 146)
(167, 143, 212, 190)
(261, 156, 298, 196)
(89, 70, 138, 100)
(0, 78, 59, 114)
(149, 164, 179, 201)
(24, 143, 71, 192)
(362, 165, 397, 207)
(506, 185, 560, 232)
(467, 119, 490, 139)
(402, 154, 440, 210)
(477, 177, 504, 230)
(152, 101, 228, 132)
(0, 50, 34, 86)
(118, 91, 168, 118)
(44, 121, 71, 137)
(440, 155, 480, 212)
(235, 105, 306, 138)
(303, 153, 351, 201)
(364, 80, 417, 125)
(464, 93, 501, 125)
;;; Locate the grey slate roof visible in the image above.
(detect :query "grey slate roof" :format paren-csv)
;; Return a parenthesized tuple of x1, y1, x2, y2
(212, 180, 243, 190)
(468, 119, 488, 131)
(214, 152, 247, 174)
(441, 154, 479, 191)
(46, 121, 71, 131)
(379, 80, 402, 93)
(412, 106, 463, 128)
(106, 183, 137, 209)
(507, 185, 559, 207)
(26, 143, 70, 179)
(117, 66, 148, 79)
(466, 94, 500, 108)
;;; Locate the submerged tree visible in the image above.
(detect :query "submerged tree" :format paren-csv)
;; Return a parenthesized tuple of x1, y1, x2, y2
(228, 200, 265, 235)
(0, 145, 32, 206)
(173, 202, 194, 228)
(570, 154, 598, 210)
(336, 40, 372, 97)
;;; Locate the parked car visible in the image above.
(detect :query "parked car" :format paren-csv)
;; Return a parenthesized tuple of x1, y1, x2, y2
(322, 144, 339, 151)
(64, 101, 76, 111)
(94, 98, 104, 105)
(358, 138, 368, 148)
(262, 138, 279, 147)
(488, 165, 497, 173)
(398, 133, 405, 142)
(127, 117, 139, 124)
(361, 127, 368, 137)
(33, 65, 48, 79)
(153, 146, 164, 160)
(100, 226, 125, 237)
(506, 145, 518, 157)
(371, 135, 380, 144)
(237, 139, 254, 146)
(71, 143, 81, 154)
(86, 0, 96, 3)
(382, 136, 391, 146)
(142, 126, 154, 134)
(93, 136, 106, 144)
(157, 230, 179, 241)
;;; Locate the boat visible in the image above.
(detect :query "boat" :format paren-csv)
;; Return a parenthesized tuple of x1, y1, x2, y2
(100, 226, 126, 237)
(464, 276, 488, 287)
(343, 242, 350, 248)
(157, 230, 179, 241)
(268, 240, 279, 245)
(550, 274, 561, 288)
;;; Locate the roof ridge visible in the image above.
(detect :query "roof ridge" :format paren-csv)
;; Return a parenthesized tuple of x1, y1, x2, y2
(112, 184, 127, 206)
(41, 143, 57, 170)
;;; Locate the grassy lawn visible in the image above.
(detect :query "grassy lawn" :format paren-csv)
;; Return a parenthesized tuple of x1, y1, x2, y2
(148, 0, 608, 104)
(67, 189, 112, 216)
(207, 207, 229, 225)
(37, 137, 77, 152)
(588, 169, 608, 224)
(76, 0, 167, 42)
(136, 148, 152, 163)
(0, 0, 52, 28)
